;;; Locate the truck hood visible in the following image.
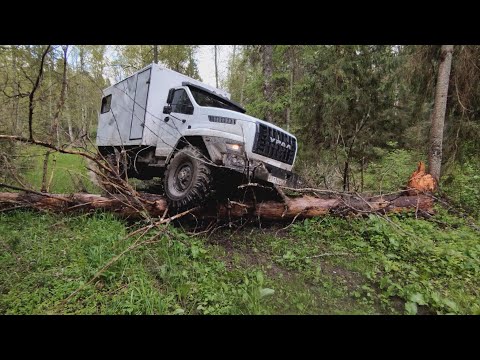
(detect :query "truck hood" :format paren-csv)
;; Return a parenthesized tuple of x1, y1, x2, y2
(199, 107, 297, 140)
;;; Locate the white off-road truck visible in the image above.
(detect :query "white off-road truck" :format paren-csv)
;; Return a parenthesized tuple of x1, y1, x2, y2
(96, 63, 299, 209)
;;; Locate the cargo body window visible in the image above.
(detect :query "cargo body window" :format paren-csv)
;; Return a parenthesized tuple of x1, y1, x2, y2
(171, 89, 194, 114)
(101, 95, 112, 114)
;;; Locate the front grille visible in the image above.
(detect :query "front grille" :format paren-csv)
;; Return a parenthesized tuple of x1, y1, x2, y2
(252, 123, 296, 165)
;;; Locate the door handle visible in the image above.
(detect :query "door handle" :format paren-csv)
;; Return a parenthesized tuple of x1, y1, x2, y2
(164, 117, 169, 123)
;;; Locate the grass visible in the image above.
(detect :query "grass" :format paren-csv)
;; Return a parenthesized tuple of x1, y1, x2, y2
(1, 144, 479, 314)
(0, 212, 285, 314)
(8, 144, 100, 194)
(3, 207, 478, 314)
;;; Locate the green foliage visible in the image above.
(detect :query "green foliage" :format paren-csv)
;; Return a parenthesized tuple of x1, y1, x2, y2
(3, 144, 99, 193)
(362, 145, 423, 193)
(0, 45, 204, 147)
(290, 211, 480, 315)
(0, 45, 107, 142)
(111, 45, 201, 81)
(0, 212, 277, 315)
(226, 45, 480, 195)
(2, 44, 480, 315)
(2, 204, 479, 314)
(442, 159, 480, 219)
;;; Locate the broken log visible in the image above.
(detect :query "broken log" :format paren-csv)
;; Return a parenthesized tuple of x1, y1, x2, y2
(0, 191, 434, 221)
(218, 193, 434, 220)
(0, 192, 167, 219)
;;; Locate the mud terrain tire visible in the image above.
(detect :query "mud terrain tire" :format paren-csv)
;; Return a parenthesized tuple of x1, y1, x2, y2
(164, 145, 213, 211)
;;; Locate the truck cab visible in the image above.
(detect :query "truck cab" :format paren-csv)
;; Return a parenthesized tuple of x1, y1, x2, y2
(96, 63, 298, 210)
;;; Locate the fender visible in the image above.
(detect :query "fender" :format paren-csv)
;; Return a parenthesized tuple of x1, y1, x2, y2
(164, 129, 245, 164)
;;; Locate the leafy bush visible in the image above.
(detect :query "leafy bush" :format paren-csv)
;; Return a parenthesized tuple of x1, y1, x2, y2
(362, 145, 423, 193)
(442, 159, 480, 220)
(291, 211, 480, 314)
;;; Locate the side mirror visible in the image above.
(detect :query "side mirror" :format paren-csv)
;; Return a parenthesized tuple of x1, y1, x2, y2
(163, 105, 172, 114)
(166, 88, 175, 104)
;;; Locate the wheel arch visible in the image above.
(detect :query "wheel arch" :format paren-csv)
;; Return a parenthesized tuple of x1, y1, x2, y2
(168, 136, 218, 164)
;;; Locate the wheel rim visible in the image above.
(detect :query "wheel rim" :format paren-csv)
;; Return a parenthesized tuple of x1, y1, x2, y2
(173, 163, 193, 194)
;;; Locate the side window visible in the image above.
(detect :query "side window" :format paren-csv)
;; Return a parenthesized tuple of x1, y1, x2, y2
(171, 89, 193, 114)
(101, 95, 112, 114)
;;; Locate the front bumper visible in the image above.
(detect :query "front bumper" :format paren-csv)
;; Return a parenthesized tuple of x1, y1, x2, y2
(204, 137, 302, 188)
(251, 162, 303, 188)
(223, 153, 302, 188)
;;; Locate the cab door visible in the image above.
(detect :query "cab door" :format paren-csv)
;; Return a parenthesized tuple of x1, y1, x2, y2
(156, 87, 195, 158)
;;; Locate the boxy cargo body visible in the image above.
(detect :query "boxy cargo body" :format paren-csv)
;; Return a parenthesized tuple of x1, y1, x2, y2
(97, 64, 231, 148)
(96, 63, 299, 206)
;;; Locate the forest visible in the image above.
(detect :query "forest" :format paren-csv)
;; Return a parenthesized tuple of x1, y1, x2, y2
(0, 45, 479, 315)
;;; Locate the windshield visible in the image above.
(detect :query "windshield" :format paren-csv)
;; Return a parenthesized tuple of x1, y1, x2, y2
(188, 86, 245, 113)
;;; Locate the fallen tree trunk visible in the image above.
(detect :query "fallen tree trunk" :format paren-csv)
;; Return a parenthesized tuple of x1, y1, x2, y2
(218, 193, 434, 220)
(0, 191, 434, 221)
(0, 192, 167, 219)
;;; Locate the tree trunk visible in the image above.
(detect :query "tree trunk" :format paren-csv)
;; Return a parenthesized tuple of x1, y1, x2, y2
(79, 47, 85, 73)
(343, 160, 350, 192)
(0, 191, 434, 221)
(11, 46, 20, 135)
(153, 45, 158, 64)
(214, 45, 219, 88)
(262, 45, 274, 122)
(41, 152, 51, 193)
(65, 91, 74, 143)
(229, 45, 236, 90)
(286, 47, 295, 132)
(28, 45, 51, 142)
(240, 69, 246, 104)
(51, 46, 68, 148)
(428, 45, 454, 183)
(48, 55, 53, 136)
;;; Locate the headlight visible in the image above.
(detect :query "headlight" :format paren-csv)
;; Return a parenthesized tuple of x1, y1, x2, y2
(225, 143, 244, 153)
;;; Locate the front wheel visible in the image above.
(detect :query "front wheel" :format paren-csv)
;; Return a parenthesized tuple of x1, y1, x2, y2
(164, 146, 213, 211)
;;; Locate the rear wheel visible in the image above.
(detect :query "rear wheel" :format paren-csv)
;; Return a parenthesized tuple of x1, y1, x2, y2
(164, 145, 213, 210)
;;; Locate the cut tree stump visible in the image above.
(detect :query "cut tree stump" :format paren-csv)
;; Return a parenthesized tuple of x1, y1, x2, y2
(407, 161, 437, 195)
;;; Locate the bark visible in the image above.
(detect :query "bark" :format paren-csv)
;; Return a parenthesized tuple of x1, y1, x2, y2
(0, 191, 434, 221)
(231, 45, 236, 69)
(153, 45, 158, 64)
(41, 151, 50, 192)
(262, 45, 274, 122)
(429, 45, 454, 182)
(286, 46, 295, 132)
(28, 45, 51, 141)
(229, 45, 236, 89)
(11, 47, 20, 135)
(240, 69, 246, 104)
(65, 95, 74, 143)
(51, 45, 68, 147)
(214, 45, 219, 88)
